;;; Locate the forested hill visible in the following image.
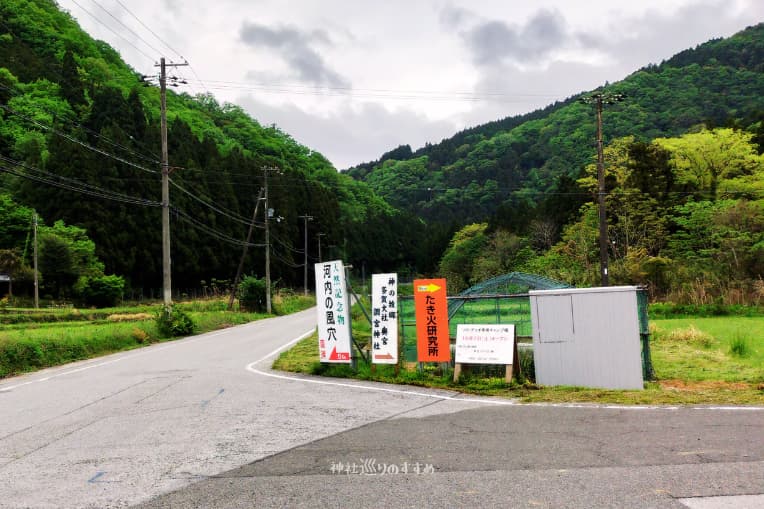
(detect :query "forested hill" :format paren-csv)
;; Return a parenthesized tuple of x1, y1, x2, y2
(0, 0, 422, 295)
(346, 23, 764, 229)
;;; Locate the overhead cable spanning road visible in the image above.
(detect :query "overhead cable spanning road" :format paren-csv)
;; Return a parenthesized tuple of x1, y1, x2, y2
(1, 308, 763, 508)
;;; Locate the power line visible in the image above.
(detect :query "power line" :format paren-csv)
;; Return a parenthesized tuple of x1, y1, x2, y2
(172, 207, 264, 248)
(67, 0, 155, 63)
(0, 156, 160, 207)
(0, 157, 273, 249)
(177, 78, 565, 103)
(87, 0, 163, 56)
(0, 103, 159, 174)
(113, 0, 185, 60)
(169, 178, 259, 227)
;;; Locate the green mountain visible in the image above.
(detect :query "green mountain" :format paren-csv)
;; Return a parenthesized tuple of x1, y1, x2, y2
(0, 0, 422, 295)
(347, 23, 764, 233)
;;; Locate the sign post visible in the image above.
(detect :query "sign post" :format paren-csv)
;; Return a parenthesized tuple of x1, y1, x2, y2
(315, 260, 352, 363)
(371, 273, 398, 365)
(413, 278, 450, 363)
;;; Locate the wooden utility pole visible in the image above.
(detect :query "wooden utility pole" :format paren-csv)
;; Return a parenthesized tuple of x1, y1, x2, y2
(156, 57, 188, 306)
(594, 94, 609, 287)
(317, 232, 325, 263)
(580, 91, 625, 287)
(227, 188, 265, 310)
(33, 211, 38, 309)
(263, 167, 280, 313)
(299, 214, 313, 296)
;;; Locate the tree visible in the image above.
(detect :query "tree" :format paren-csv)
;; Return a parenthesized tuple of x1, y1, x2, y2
(656, 128, 763, 200)
(38, 233, 77, 298)
(60, 49, 86, 109)
(438, 223, 489, 293)
(0, 249, 23, 297)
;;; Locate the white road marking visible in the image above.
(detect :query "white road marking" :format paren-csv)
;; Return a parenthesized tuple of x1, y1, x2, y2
(247, 332, 764, 412)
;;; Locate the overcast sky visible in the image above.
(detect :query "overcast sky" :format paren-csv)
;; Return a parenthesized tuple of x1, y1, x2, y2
(55, 0, 763, 169)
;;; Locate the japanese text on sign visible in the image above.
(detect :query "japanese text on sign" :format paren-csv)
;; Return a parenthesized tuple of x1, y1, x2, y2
(371, 273, 398, 364)
(315, 260, 352, 363)
(455, 324, 515, 364)
(413, 279, 450, 362)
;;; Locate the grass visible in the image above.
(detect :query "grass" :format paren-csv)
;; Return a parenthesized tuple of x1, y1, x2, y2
(0, 293, 315, 379)
(272, 308, 764, 406)
(649, 317, 764, 383)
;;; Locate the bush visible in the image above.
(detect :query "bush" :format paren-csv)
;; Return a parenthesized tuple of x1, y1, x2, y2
(76, 274, 125, 307)
(239, 276, 268, 312)
(155, 306, 195, 338)
(729, 334, 750, 358)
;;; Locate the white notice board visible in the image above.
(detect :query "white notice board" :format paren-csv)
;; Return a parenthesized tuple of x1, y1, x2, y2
(455, 324, 515, 364)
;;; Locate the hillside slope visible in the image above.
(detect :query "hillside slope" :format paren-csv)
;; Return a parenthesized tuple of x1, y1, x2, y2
(348, 23, 764, 229)
(0, 0, 420, 293)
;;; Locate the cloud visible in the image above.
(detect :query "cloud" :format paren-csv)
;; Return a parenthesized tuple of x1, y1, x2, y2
(236, 96, 457, 170)
(439, 5, 474, 29)
(453, 9, 571, 66)
(239, 22, 350, 87)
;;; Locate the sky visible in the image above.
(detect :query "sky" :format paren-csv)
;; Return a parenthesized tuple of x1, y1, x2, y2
(55, 0, 764, 169)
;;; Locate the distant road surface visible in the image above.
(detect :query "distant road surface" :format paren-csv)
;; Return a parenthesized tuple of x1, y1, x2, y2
(1, 307, 762, 508)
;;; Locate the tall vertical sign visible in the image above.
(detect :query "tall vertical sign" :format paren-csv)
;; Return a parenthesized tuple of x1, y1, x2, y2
(371, 273, 398, 364)
(413, 278, 450, 363)
(315, 260, 352, 363)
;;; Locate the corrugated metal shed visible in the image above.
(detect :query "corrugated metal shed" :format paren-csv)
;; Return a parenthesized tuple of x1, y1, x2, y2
(530, 286, 644, 390)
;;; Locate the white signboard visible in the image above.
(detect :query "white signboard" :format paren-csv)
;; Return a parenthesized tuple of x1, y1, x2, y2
(371, 273, 398, 364)
(315, 260, 352, 363)
(455, 324, 515, 364)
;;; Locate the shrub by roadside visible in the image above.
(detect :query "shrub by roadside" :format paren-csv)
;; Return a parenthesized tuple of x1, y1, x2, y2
(0, 295, 315, 379)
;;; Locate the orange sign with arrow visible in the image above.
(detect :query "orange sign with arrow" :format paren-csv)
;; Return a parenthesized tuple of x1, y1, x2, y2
(413, 278, 450, 362)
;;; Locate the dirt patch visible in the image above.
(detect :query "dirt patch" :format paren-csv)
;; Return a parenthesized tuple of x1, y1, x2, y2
(107, 313, 153, 322)
(659, 379, 752, 391)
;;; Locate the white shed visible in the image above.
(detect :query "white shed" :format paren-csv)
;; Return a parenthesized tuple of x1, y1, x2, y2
(529, 286, 644, 390)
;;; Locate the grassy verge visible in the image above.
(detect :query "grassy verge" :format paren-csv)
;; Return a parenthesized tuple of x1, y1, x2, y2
(0, 294, 315, 379)
(272, 312, 764, 406)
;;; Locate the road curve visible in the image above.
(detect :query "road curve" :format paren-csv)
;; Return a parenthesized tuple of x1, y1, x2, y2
(0, 308, 496, 508)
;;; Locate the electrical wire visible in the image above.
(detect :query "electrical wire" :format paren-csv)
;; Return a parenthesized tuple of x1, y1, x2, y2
(0, 103, 159, 174)
(87, 0, 163, 56)
(67, 0, 156, 63)
(172, 207, 264, 247)
(169, 178, 261, 227)
(176, 78, 562, 104)
(0, 156, 160, 207)
(113, 0, 184, 60)
(271, 232, 303, 254)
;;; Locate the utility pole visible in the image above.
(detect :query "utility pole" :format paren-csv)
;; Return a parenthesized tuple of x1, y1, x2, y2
(228, 188, 265, 310)
(580, 91, 625, 287)
(317, 233, 325, 263)
(298, 214, 313, 295)
(33, 211, 38, 309)
(156, 57, 188, 306)
(263, 167, 280, 313)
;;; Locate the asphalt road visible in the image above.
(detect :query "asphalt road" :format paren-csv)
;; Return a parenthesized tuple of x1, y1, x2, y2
(1, 307, 763, 508)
